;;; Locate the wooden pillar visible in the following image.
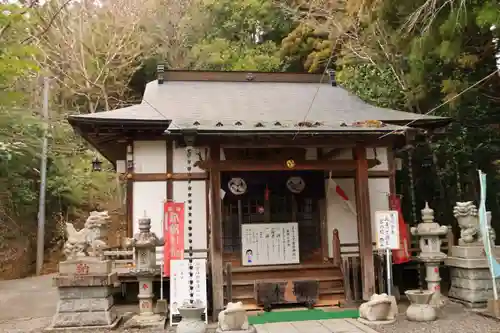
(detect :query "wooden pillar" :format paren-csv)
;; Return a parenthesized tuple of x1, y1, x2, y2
(353, 145, 376, 300)
(387, 147, 397, 196)
(209, 145, 224, 319)
(126, 142, 134, 238)
(166, 140, 173, 200)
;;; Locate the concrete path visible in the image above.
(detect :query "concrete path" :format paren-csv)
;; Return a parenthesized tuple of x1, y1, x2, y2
(254, 319, 379, 333)
(0, 274, 58, 332)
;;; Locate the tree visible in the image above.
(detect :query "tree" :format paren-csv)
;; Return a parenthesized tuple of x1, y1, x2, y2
(299, 0, 500, 228)
(187, 0, 294, 71)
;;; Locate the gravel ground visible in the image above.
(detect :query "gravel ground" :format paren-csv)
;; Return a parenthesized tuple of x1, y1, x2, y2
(371, 301, 500, 333)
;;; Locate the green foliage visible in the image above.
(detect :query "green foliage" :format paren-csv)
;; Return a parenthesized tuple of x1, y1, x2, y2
(0, 3, 39, 104)
(189, 38, 283, 71)
(280, 24, 331, 73)
(331, 0, 500, 227)
(186, 0, 294, 71)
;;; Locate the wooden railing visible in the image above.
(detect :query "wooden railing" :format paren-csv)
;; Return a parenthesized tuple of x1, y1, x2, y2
(332, 226, 455, 302)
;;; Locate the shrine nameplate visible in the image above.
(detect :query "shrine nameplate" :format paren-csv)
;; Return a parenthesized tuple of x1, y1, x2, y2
(241, 223, 300, 266)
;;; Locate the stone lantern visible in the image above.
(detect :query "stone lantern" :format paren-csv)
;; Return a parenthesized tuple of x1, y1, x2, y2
(124, 216, 165, 328)
(410, 202, 449, 308)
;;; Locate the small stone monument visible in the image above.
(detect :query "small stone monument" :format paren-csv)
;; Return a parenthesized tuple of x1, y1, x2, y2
(411, 202, 448, 308)
(445, 202, 500, 308)
(216, 302, 257, 333)
(405, 290, 437, 322)
(358, 293, 397, 325)
(123, 216, 165, 328)
(48, 211, 120, 330)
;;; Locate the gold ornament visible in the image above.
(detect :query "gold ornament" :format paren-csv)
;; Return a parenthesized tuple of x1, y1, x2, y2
(126, 173, 133, 179)
(286, 159, 296, 169)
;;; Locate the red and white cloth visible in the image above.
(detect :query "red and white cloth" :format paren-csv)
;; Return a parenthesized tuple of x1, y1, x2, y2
(327, 178, 357, 216)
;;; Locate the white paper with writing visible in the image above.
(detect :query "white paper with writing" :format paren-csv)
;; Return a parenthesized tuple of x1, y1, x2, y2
(241, 222, 300, 266)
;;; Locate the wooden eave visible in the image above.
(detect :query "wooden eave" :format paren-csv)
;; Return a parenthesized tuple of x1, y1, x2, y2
(67, 116, 170, 164)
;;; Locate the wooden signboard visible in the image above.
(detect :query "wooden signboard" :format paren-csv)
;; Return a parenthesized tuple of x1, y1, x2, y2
(375, 210, 400, 250)
(241, 222, 300, 266)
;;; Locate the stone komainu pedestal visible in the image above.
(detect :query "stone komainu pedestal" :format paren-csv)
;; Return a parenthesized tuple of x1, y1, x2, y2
(445, 246, 500, 308)
(49, 259, 120, 329)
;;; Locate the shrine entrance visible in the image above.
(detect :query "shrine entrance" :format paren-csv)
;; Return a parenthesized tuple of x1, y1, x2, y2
(221, 171, 325, 266)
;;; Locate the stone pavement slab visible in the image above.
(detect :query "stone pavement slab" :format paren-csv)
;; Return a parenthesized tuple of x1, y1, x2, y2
(254, 319, 380, 333)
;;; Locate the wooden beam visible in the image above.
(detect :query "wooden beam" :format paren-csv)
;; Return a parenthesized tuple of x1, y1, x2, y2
(327, 170, 393, 178)
(209, 144, 224, 320)
(195, 159, 379, 172)
(353, 145, 376, 300)
(125, 172, 207, 182)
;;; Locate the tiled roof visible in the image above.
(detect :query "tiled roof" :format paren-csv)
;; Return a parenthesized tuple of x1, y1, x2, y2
(68, 76, 449, 132)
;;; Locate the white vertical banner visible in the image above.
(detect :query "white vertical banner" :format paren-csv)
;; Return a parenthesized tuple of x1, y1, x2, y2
(169, 259, 208, 326)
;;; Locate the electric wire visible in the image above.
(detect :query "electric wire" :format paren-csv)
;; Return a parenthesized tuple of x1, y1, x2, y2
(378, 69, 499, 139)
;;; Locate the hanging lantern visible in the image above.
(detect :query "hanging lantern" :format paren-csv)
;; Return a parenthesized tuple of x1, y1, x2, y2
(92, 156, 102, 172)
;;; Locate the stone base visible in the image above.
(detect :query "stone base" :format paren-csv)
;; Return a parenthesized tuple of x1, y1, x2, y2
(50, 260, 119, 329)
(45, 315, 121, 331)
(155, 299, 168, 315)
(52, 307, 118, 327)
(449, 297, 487, 309)
(445, 246, 500, 309)
(357, 317, 396, 325)
(215, 325, 257, 333)
(58, 259, 112, 275)
(123, 314, 166, 329)
(450, 245, 500, 259)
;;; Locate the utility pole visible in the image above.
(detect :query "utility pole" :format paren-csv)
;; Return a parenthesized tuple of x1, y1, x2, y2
(36, 77, 49, 276)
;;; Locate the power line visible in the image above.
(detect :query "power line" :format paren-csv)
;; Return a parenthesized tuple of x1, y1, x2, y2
(378, 69, 499, 139)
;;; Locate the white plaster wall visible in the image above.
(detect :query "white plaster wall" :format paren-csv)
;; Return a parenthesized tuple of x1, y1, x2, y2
(321, 147, 388, 168)
(325, 178, 391, 257)
(133, 141, 167, 173)
(172, 180, 208, 259)
(132, 140, 209, 263)
(172, 142, 208, 259)
(132, 140, 167, 265)
(132, 181, 167, 265)
(323, 148, 353, 160)
(367, 147, 389, 171)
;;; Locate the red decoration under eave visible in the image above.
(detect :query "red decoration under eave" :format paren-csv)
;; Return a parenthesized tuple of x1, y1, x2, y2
(335, 185, 349, 201)
(265, 186, 270, 201)
(389, 195, 411, 264)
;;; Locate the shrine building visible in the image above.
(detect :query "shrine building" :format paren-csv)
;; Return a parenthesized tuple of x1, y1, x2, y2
(67, 69, 450, 318)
